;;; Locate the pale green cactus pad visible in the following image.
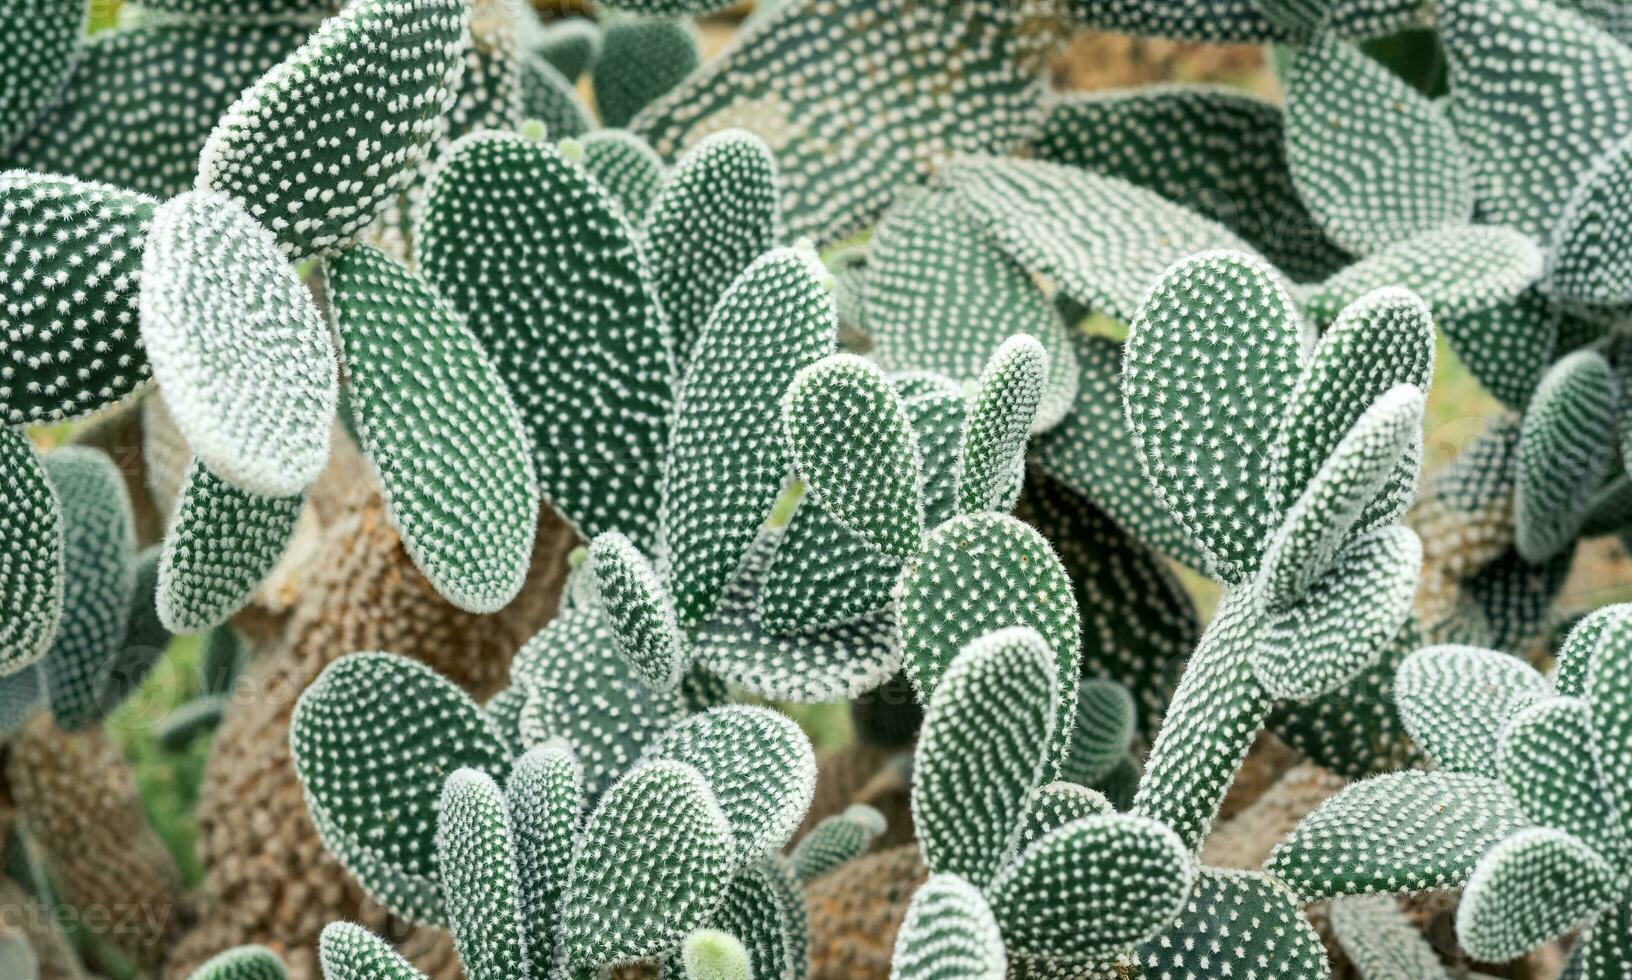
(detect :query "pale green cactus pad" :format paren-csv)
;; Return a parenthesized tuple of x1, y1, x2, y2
(988, 812, 1194, 962)
(185, 945, 290, 980)
(664, 245, 834, 624)
(1123, 250, 1307, 583)
(1441, 0, 1632, 243)
(1267, 770, 1527, 901)
(644, 705, 817, 865)
(679, 929, 751, 980)
(561, 759, 733, 968)
(578, 129, 666, 223)
(1458, 826, 1618, 963)
(6, 19, 311, 198)
(39, 446, 135, 731)
(1134, 870, 1330, 979)
(0, 427, 62, 676)
(1515, 350, 1619, 562)
(0, 172, 156, 425)
(0, 0, 83, 152)
(507, 740, 582, 964)
(896, 513, 1080, 769)
(593, 16, 699, 129)
(1396, 644, 1548, 773)
(863, 189, 1077, 431)
(1547, 132, 1632, 307)
(1284, 35, 1472, 256)
(514, 607, 690, 799)
(157, 459, 302, 634)
(956, 335, 1045, 515)
(891, 874, 1007, 980)
(590, 531, 685, 691)
(1032, 333, 1207, 570)
(319, 922, 428, 980)
(196, 0, 465, 260)
(914, 627, 1059, 888)
(1034, 85, 1348, 281)
(328, 244, 539, 614)
(644, 131, 781, 370)
(437, 769, 530, 980)
(630, 0, 1050, 244)
(944, 156, 1262, 322)
(420, 131, 671, 549)
(783, 354, 924, 560)
(291, 652, 511, 925)
(139, 189, 337, 498)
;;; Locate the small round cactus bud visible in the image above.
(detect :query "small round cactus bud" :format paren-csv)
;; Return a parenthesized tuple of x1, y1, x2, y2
(0, 428, 62, 676)
(557, 136, 585, 162)
(517, 118, 548, 142)
(681, 928, 751, 980)
(139, 189, 337, 498)
(195, 0, 466, 261)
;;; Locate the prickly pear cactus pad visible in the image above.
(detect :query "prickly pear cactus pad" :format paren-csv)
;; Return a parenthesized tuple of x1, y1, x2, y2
(0, 0, 84, 153)
(185, 945, 290, 980)
(319, 922, 429, 980)
(577, 128, 666, 222)
(1133, 869, 1331, 979)
(420, 130, 671, 549)
(630, 0, 1054, 243)
(0, 427, 62, 676)
(328, 244, 540, 614)
(1514, 349, 1620, 562)
(590, 530, 685, 691)
(139, 190, 337, 498)
(0, 172, 156, 425)
(195, 0, 465, 261)
(1548, 132, 1632, 307)
(592, 16, 700, 130)
(891, 874, 1007, 980)
(507, 740, 581, 959)
(955, 335, 1046, 515)
(436, 769, 530, 980)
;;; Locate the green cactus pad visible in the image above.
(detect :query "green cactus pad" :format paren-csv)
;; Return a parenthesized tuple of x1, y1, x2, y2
(327, 244, 539, 614)
(156, 460, 302, 635)
(1259, 386, 1425, 609)
(319, 923, 429, 980)
(601, 0, 738, 11)
(195, 0, 464, 260)
(895, 513, 1080, 768)
(864, 189, 1077, 431)
(914, 627, 1059, 886)
(139, 190, 337, 497)
(6, 19, 310, 199)
(1331, 894, 1459, 979)
(39, 447, 135, 730)
(1465, 545, 1577, 655)
(1062, 680, 1136, 787)
(507, 741, 583, 967)
(945, 156, 1261, 322)
(0, 0, 83, 152)
(1034, 86, 1347, 282)
(292, 652, 511, 925)
(419, 131, 671, 549)
(1441, 0, 1632, 243)
(1515, 350, 1619, 562)
(437, 769, 530, 980)
(527, 17, 600, 81)
(562, 759, 733, 968)
(1547, 132, 1632, 308)
(957, 336, 1045, 515)
(1552, 603, 1627, 696)
(1031, 334, 1207, 570)
(1014, 473, 1200, 743)
(1285, 35, 1472, 256)
(0, 428, 62, 676)
(1018, 783, 1113, 849)
(1439, 289, 1558, 411)
(646, 130, 781, 370)
(0, 665, 41, 739)
(783, 353, 924, 560)
(753, 499, 900, 633)
(1586, 613, 1632, 845)
(990, 813, 1194, 961)
(1568, 901, 1632, 978)
(97, 544, 170, 714)
(1302, 225, 1544, 328)
(578, 129, 666, 223)
(630, 0, 1049, 244)
(1500, 697, 1623, 858)
(644, 705, 817, 865)
(1123, 250, 1307, 583)
(1133, 869, 1329, 979)
(1267, 770, 1527, 901)
(593, 16, 699, 129)
(1252, 525, 1422, 702)
(1272, 288, 1434, 528)
(185, 945, 289, 980)
(517, 55, 593, 139)
(664, 245, 834, 624)
(0, 173, 156, 425)
(703, 857, 810, 980)
(891, 874, 1007, 980)
(589, 531, 685, 691)
(1396, 644, 1548, 773)
(790, 805, 884, 882)
(443, 0, 524, 146)
(1458, 826, 1618, 963)
(513, 607, 689, 800)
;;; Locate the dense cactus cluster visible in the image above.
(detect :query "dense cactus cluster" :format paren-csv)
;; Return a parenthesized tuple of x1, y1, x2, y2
(4, 0, 1632, 976)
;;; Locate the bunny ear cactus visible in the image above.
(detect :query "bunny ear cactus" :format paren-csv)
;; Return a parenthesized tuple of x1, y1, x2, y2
(592, 16, 700, 129)
(186, 945, 290, 980)
(790, 804, 886, 882)
(0, 0, 84, 153)
(319, 922, 428, 980)
(576, 128, 666, 223)
(1548, 131, 1632, 308)
(891, 874, 1007, 980)
(0, 428, 62, 675)
(1131, 869, 1331, 978)
(955, 335, 1046, 515)
(437, 769, 531, 980)
(1514, 349, 1620, 563)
